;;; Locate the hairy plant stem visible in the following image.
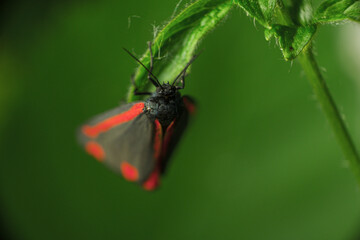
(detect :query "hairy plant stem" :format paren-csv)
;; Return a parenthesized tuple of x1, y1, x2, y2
(298, 48, 360, 185)
(275, 0, 360, 186)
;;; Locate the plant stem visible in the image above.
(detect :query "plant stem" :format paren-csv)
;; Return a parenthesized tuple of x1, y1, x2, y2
(276, 0, 294, 26)
(298, 47, 360, 185)
(275, 0, 360, 186)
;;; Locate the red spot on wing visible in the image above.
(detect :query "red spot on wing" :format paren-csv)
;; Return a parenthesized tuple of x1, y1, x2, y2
(120, 162, 139, 182)
(82, 103, 144, 138)
(183, 97, 196, 115)
(153, 119, 163, 160)
(85, 141, 105, 161)
(142, 170, 160, 191)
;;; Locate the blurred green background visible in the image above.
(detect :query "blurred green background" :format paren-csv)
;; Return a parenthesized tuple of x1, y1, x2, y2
(1, 0, 360, 240)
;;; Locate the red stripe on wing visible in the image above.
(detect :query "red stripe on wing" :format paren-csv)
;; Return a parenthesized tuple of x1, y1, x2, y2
(153, 119, 163, 160)
(142, 119, 162, 191)
(183, 97, 196, 115)
(82, 103, 144, 138)
(161, 121, 175, 160)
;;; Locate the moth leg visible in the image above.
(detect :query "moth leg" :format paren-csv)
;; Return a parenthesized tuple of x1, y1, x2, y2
(131, 74, 152, 96)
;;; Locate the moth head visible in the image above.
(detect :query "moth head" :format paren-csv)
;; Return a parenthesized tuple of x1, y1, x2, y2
(157, 83, 177, 96)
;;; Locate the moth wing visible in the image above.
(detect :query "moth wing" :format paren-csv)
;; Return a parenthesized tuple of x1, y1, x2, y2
(141, 96, 196, 191)
(159, 95, 196, 174)
(77, 102, 156, 184)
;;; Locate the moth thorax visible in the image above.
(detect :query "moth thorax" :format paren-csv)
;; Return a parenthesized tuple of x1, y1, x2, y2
(144, 94, 182, 128)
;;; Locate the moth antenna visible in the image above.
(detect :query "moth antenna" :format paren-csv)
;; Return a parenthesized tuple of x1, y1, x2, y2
(123, 48, 162, 87)
(172, 51, 202, 86)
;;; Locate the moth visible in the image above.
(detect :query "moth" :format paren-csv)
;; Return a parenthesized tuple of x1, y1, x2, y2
(77, 42, 198, 190)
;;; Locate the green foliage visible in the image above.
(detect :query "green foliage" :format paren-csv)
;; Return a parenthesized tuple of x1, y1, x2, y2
(128, 0, 360, 86)
(127, 0, 233, 102)
(234, 0, 312, 60)
(234, 0, 316, 60)
(315, 0, 360, 23)
(233, 0, 360, 60)
(233, 0, 276, 27)
(265, 24, 316, 60)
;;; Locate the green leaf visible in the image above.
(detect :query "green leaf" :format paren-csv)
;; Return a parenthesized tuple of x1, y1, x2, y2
(127, 0, 233, 102)
(232, 0, 276, 28)
(265, 24, 316, 60)
(315, 0, 360, 23)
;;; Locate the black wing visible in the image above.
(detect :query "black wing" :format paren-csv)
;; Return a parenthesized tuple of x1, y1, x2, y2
(159, 95, 196, 174)
(77, 102, 157, 184)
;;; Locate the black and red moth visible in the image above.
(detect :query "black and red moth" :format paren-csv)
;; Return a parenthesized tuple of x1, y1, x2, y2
(77, 42, 198, 190)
